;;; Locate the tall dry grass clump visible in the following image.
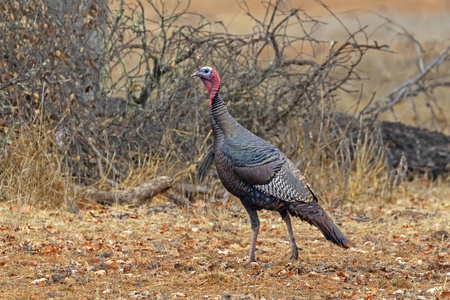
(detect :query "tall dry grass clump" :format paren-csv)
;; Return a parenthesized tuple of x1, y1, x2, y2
(0, 122, 78, 208)
(346, 130, 388, 201)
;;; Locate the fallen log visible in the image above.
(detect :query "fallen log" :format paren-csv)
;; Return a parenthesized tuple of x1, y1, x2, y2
(88, 176, 173, 206)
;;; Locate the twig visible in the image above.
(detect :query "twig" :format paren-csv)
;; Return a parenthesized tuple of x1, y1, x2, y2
(86, 136, 120, 186)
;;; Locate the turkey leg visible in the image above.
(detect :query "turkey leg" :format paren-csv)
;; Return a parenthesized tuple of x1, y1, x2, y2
(280, 210, 300, 260)
(244, 206, 260, 264)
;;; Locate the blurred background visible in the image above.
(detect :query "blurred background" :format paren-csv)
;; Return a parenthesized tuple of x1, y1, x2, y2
(126, 0, 450, 129)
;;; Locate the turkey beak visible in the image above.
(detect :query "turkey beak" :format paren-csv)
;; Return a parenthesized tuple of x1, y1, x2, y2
(191, 71, 200, 77)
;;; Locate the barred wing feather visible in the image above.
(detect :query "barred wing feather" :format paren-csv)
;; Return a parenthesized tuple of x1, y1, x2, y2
(222, 139, 316, 203)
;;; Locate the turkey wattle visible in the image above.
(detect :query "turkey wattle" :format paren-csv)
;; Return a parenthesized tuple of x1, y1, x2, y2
(192, 66, 349, 264)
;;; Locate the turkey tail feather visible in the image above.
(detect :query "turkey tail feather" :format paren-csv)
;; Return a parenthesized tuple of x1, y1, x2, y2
(197, 149, 215, 183)
(289, 202, 350, 248)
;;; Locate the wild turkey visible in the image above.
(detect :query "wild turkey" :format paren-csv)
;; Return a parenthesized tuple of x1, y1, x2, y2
(192, 66, 349, 263)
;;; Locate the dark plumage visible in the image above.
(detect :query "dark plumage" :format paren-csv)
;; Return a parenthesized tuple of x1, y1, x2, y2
(192, 66, 349, 263)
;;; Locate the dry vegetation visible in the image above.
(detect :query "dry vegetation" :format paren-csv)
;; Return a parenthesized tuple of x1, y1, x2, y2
(0, 0, 449, 299)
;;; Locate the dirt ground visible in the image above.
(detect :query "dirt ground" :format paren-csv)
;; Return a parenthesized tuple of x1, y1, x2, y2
(0, 179, 448, 299)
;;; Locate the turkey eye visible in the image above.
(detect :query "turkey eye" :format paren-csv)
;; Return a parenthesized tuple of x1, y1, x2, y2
(204, 69, 209, 74)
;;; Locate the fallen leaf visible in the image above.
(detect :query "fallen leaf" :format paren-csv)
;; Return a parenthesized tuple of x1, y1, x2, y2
(105, 259, 118, 270)
(31, 278, 47, 285)
(94, 270, 106, 275)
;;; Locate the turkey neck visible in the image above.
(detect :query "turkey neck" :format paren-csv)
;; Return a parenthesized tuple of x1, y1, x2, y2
(210, 92, 244, 145)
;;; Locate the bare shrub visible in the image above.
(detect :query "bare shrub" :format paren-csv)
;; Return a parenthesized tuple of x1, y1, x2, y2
(0, 0, 110, 182)
(1, 0, 419, 205)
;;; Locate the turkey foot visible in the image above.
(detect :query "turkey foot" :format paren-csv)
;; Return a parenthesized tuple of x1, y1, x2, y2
(289, 245, 300, 260)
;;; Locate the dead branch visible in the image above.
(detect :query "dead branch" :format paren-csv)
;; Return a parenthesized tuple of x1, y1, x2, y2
(85, 135, 120, 186)
(361, 45, 450, 118)
(87, 176, 173, 206)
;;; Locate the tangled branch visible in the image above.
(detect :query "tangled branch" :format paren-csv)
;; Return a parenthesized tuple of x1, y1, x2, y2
(361, 45, 450, 119)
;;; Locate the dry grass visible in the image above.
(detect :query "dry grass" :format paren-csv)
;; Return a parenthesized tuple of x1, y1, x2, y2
(347, 130, 388, 202)
(0, 123, 78, 209)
